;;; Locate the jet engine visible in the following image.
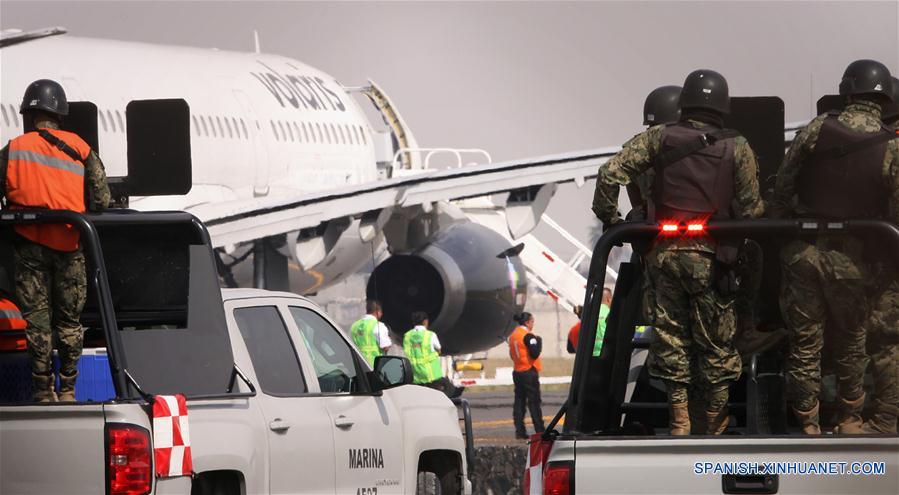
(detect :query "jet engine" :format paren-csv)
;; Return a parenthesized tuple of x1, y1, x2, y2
(367, 221, 527, 355)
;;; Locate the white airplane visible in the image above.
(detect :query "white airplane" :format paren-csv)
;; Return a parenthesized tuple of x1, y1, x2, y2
(0, 27, 620, 353)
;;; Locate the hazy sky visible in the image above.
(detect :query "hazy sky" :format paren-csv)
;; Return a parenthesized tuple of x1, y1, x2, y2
(3, 1, 898, 252)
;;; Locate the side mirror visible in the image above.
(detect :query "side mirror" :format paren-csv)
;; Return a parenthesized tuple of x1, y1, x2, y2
(370, 356, 413, 391)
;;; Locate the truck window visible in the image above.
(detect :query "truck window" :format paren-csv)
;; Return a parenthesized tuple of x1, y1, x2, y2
(234, 306, 307, 395)
(288, 307, 361, 394)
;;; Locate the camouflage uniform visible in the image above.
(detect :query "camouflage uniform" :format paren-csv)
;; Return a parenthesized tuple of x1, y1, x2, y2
(593, 120, 765, 409)
(772, 101, 899, 416)
(0, 120, 110, 381)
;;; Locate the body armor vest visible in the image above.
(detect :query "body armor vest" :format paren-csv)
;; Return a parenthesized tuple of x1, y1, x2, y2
(650, 123, 736, 222)
(796, 115, 891, 220)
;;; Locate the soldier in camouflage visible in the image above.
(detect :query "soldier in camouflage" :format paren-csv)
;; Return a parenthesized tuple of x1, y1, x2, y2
(857, 75, 899, 434)
(771, 61, 899, 434)
(593, 70, 765, 435)
(0, 80, 110, 402)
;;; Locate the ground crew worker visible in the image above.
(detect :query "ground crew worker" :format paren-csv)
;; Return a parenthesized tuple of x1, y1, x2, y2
(0, 79, 110, 402)
(858, 75, 899, 434)
(0, 267, 28, 352)
(350, 299, 392, 367)
(592, 69, 765, 435)
(402, 311, 463, 398)
(771, 60, 899, 435)
(508, 312, 544, 439)
(567, 288, 612, 355)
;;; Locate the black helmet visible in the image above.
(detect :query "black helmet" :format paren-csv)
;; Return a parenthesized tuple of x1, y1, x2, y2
(19, 79, 69, 116)
(838, 60, 893, 102)
(883, 77, 899, 123)
(680, 69, 729, 114)
(643, 85, 681, 125)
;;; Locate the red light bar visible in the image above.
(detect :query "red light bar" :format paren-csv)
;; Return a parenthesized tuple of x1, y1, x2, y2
(686, 223, 705, 232)
(661, 223, 679, 233)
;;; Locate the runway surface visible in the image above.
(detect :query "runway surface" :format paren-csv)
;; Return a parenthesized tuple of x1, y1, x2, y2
(460, 387, 569, 445)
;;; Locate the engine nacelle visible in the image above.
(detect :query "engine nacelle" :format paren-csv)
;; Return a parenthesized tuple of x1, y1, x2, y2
(368, 222, 527, 355)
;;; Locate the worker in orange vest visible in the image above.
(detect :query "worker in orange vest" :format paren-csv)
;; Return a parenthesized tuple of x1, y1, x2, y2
(0, 80, 110, 402)
(0, 267, 27, 352)
(508, 312, 544, 439)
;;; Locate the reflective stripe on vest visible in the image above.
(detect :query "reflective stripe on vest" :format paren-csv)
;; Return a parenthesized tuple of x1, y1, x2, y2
(0, 298, 27, 340)
(403, 329, 442, 384)
(351, 317, 381, 366)
(6, 129, 90, 252)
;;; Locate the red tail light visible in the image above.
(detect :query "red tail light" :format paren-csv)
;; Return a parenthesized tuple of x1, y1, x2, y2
(107, 424, 152, 495)
(686, 222, 705, 233)
(660, 223, 680, 234)
(544, 461, 574, 495)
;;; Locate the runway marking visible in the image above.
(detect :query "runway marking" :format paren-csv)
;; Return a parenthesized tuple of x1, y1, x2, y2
(472, 415, 563, 428)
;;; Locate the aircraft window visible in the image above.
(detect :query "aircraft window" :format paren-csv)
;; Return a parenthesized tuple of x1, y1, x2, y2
(240, 119, 248, 139)
(209, 116, 218, 138)
(270, 121, 279, 141)
(191, 115, 201, 136)
(98, 111, 108, 132)
(315, 123, 323, 143)
(292, 122, 301, 142)
(1, 104, 8, 126)
(337, 124, 345, 144)
(224, 117, 234, 139)
(285, 121, 294, 141)
(352, 126, 360, 145)
(107, 110, 117, 132)
(232, 118, 241, 139)
(360, 126, 367, 145)
(216, 116, 225, 138)
(277, 121, 287, 141)
(345, 125, 354, 145)
(115, 111, 125, 132)
(301, 122, 310, 142)
(200, 116, 210, 136)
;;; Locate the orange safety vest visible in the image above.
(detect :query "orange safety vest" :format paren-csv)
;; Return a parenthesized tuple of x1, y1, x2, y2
(0, 296, 27, 351)
(6, 128, 90, 252)
(508, 325, 542, 373)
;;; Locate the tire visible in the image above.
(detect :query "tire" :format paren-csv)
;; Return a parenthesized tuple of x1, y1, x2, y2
(416, 471, 442, 495)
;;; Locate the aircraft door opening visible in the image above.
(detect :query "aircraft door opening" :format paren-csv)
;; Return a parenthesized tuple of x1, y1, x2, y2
(233, 90, 270, 197)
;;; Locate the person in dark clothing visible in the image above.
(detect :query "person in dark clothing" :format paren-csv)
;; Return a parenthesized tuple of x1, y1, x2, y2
(508, 312, 544, 439)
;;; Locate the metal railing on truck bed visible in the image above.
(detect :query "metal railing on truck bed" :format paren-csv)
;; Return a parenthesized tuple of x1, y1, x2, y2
(543, 218, 899, 437)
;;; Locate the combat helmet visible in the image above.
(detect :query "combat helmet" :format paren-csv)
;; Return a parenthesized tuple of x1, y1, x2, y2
(643, 86, 681, 125)
(839, 60, 893, 102)
(19, 79, 69, 116)
(679, 70, 729, 115)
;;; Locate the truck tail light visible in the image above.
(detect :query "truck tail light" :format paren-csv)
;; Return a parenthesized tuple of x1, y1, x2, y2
(660, 222, 680, 234)
(686, 222, 705, 233)
(543, 461, 574, 495)
(523, 434, 555, 494)
(106, 424, 152, 495)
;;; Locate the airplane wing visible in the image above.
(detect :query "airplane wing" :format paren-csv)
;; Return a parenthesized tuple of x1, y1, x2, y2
(191, 146, 621, 248)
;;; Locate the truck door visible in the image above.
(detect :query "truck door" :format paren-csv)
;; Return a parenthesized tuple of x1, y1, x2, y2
(227, 301, 336, 494)
(285, 304, 406, 495)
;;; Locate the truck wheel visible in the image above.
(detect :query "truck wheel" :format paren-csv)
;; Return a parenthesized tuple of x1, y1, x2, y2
(416, 471, 442, 495)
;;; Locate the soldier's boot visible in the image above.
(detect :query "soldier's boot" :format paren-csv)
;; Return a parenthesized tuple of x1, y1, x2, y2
(706, 407, 730, 435)
(669, 402, 691, 436)
(792, 402, 821, 435)
(688, 399, 708, 435)
(834, 394, 866, 435)
(31, 373, 57, 403)
(860, 400, 898, 434)
(58, 372, 77, 402)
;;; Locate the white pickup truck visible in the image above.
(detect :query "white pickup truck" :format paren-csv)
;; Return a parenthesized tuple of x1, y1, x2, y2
(527, 219, 899, 495)
(0, 210, 471, 495)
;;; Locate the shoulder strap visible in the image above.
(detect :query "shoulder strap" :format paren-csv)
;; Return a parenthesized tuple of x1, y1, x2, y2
(808, 123, 895, 164)
(36, 129, 86, 163)
(655, 128, 740, 169)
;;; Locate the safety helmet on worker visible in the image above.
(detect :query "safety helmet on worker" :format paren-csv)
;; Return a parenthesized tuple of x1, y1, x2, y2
(838, 59, 893, 103)
(679, 69, 729, 115)
(643, 85, 681, 125)
(19, 79, 69, 117)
